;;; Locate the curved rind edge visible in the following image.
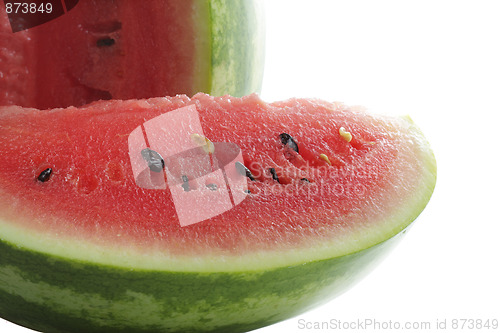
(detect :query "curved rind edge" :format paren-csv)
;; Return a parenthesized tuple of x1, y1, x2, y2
(206, 0, 265, 96)
(0, 105, 437, 332)
(0, 111, 437, 273)
(0, 226, 405, 333)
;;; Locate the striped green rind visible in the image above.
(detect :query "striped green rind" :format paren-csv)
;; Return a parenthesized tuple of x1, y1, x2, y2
(0, 230, 404, 333)
(196, 0, 265, 97)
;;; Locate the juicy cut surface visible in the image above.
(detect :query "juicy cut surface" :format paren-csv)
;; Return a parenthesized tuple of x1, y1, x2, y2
(0, 94, 436, 267)
(0, 0, 196, 109)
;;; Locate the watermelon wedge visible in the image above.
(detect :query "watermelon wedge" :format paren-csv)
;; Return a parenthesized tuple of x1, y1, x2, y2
(0, 93, 436, 333)
(0, 0, 264, 109)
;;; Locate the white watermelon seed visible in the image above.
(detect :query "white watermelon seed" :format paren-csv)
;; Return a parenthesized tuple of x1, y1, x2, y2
(190, 133, 215, 154)
(319, 153, 332, 165)
(339, 127, 352, 142)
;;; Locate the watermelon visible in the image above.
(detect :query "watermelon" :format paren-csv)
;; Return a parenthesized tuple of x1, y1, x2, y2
(0, 93, 436, 333)
(0, 0, 264, 109)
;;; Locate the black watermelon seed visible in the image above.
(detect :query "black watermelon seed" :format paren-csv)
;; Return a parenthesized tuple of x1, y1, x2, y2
(206, 183, 218, 191)
(235, 162, 256, 181)
(269, 168, 280, 183)
(141, 148, 165, 173)
(96, 37, 115, 47)
(279, 133, 299, 153)
(300, 178, 310, 183)
(181, 175, 190, 192)
(37, 168, 52, 182)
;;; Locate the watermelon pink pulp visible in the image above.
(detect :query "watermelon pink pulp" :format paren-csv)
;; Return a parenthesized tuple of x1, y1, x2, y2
(0, 94, 436, 332)
(0, 0, 264, 109)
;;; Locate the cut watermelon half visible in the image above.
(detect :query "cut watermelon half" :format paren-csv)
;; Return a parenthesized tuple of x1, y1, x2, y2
(0, 94, 436, 332)
(0, 0, 264, 109)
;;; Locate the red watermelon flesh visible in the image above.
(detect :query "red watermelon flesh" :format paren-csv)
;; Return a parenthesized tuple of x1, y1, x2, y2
(0, 1, 193, 109)
(0, 93, 436, 271)
(0, 8, 34, 107)
(0, 0, 264, 110)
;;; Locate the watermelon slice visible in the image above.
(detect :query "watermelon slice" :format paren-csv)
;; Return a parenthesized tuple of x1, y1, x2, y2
(0, 94, 436, 333)
(0, 0, 264, 109)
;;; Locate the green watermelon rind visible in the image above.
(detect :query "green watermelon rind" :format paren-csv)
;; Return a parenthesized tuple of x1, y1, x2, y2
(0, 224, 405, 333)
(192, 0, 265, 97)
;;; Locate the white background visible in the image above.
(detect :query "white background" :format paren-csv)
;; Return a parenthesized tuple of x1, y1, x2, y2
(258, 1, 500, 332)
(2, 1, 499, 332)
